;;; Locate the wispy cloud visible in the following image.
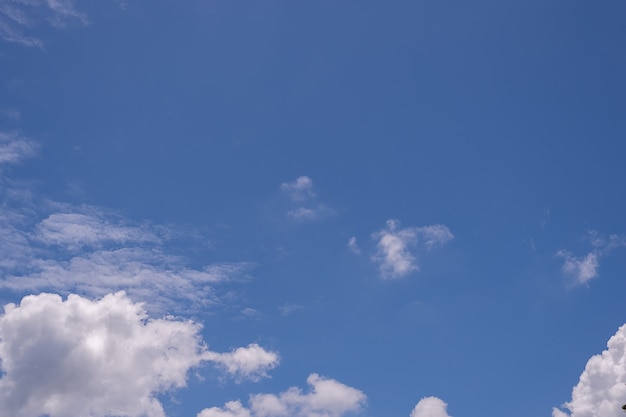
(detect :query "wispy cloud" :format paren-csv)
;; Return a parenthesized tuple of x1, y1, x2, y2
(0, 0, 88, 47)
(347, 236, 360, 255)
(278, 303, 304, 317)
(280, 176, 336, 222)
(371, 220, 453, 280)
(0, 132, 252, 314)
(33, 210, 161, 250)
(557, 231, 625, 286)
(280, 176, 315, 202)
(287, 204, 335, 221)
(0, 131, 39, 166)
(553, 324, 626, 417)
(197, 374, 366, 417)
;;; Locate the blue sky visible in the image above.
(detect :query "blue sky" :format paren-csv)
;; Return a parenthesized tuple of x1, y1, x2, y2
(1, 1, 626, 417)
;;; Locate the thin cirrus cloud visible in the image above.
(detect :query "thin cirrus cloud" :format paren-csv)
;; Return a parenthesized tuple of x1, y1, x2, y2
(280, 176, 336, 221)
(552, 324, 626, 417)
(0, 132, 253, 314)
(0, 0, 88, 47)
(0, 292, 279, 417)
(371, 219, 454, 280)
(197, 373, 367, 417)
(556, 231, 625, 286)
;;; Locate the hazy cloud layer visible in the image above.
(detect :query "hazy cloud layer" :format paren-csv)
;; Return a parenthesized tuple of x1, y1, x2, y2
(198, 373, 366, 417)
(553, 324, 626, 417)
(371, 220, 453, 279)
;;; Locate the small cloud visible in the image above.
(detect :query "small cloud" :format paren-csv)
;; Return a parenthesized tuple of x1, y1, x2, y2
(280, 176, 336, 222)
(0, 131, 39, 167)
(371, 220, 453, 280)
(410, 397, 453, 417)
(198, 374, 366, 417)
(557, 250, 599, 285)
(347, 237, 360, 255)
(280, 176, 315, 201)
(240, 307, 261, 318)
(278, 304, 304, 317)
(287, 204, 335, 222)
(203, 344, 280, 383)
(1, 108, 21, 121)
(557, 231, 625, 287)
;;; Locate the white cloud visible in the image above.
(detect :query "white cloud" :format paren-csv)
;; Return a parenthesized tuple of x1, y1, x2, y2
(279, 304, 304, 317)
(33, 211, 160, 250)
(371, 220, 453, 280)
(556, 251, 599, 285)
(199, 401, 252, 417)
(0, 291, 207, 417)
(0, 0, 87, 46)
(204, 344, 280, 383)
(0, 135, 252, 314)
(557, 231, 625, 286)
(553, 324, 626, 417)
(0, 131, 39, 166)
(347, 237, 360, 255)
(280, 176, 335, 222)
(287, 204, 335, 222)
(417, 225, 455, 250)
(410, 397, 453, 417)
(198, 374, 366, 417)
(0, 248, 250, 314)
(280, 176, 315, 201)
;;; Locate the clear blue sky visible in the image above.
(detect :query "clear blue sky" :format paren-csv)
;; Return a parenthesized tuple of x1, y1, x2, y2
(1, 2, 625, 417)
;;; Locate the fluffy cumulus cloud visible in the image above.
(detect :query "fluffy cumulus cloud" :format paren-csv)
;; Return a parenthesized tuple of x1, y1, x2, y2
(371, 220, 453, 279)
(557, 231, 625, 286)
(204, 344, 280, 382)
(0, 292, 281, 417)
(0, 291, 207, 417)
(553, 324, 626, 417)
(410, 397, 453, 417)
(198, 374, 366, 417)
